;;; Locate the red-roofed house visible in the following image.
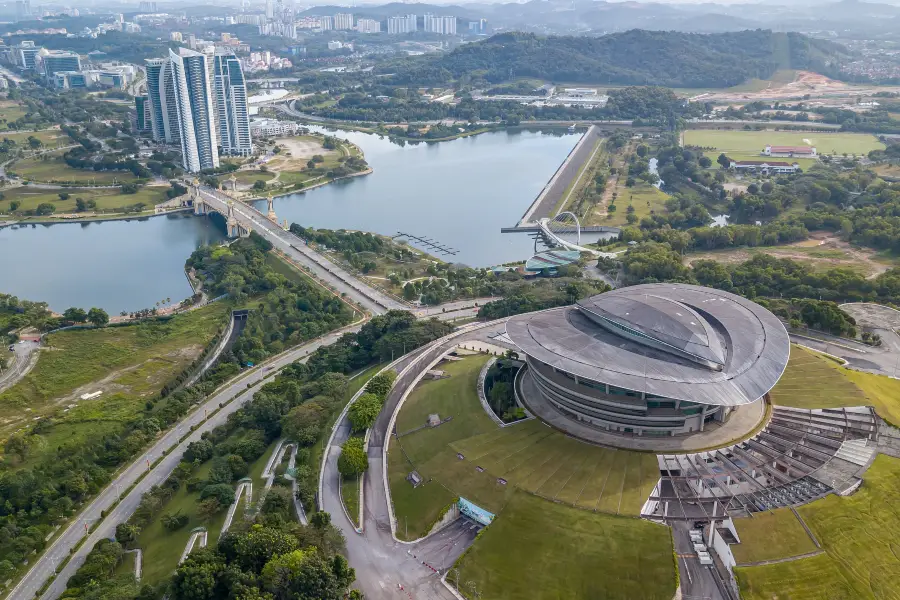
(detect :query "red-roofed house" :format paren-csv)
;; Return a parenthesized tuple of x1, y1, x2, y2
(763, 144, 817, 158)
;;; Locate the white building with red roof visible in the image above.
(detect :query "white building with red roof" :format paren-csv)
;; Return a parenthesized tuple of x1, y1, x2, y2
(763, 144, 817, 158)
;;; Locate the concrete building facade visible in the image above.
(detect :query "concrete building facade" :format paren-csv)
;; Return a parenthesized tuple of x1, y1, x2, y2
(169, 47, 219, 172)
(212, 53, 252, 157)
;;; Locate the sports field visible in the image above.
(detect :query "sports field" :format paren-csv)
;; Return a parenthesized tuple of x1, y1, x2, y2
(388, 354, 659, 540)
(731, 508, 819, 564)
(769, 345, 900, 425)
(684, 130, 884, 157)
(737, 455, 900, 600)
(455, 491, 676, 600)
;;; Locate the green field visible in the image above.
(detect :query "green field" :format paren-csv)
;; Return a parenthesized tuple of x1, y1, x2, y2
(342, 475, 360, 528)
(388, 354, 658, 540)
(0, 185, 169, 215)
(770, 345, 900, 425)
(0, 100, 27, 128)
(737, 455, 900, 600)
(0, 305, 228, 445)
(731, 508, 819, 564)
(601, 184, 671, 227)
(455, 491, 676, 600)
(9, 153, 139, 184)
(0, 129, 71, 146)
(233, 169, 276, 185)
(735, 552, 862, 600)
(683, 130, 884, 161)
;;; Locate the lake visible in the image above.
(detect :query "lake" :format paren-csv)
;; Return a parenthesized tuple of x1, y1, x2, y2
(0, 128, 579, 312)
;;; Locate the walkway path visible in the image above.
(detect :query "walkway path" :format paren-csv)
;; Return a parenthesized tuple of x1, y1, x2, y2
(0, 339, 39, 393)
(178, 529, 208, 564)
(221, 480, 253, 533)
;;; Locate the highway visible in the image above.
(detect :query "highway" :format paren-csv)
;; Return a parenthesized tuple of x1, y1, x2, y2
(12, 323, 364, 600)
(196, 186, 407, 315)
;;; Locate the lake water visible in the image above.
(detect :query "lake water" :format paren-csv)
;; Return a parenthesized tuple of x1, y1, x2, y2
(252, 127, 579, 267)
(0, 213, 226, 313)
(0, 127, 578, 312)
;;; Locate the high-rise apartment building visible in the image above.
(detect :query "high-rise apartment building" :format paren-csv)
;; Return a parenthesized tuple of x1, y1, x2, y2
(387, 14, 417, 34)
(319, 15, 333, 30)
(145, 57, 181, 145)
(41, 51, 81, 77)
(168, 48, 219, 172)
(212, 53, 252, 157)
(135, 95, 152, 131)
(15, 0, 31, 21)
(356, 18, 380, 33)
(423, 14, 456, 35)
(333, 13, 353, 30)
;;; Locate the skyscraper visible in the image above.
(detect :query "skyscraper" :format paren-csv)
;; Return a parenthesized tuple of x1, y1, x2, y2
(145, 57, 181, 145)
(334, 13, 353, 30)
(169, 48, 219, 172)
(135, 95, 152, 131)
(212, 52, 252, 157)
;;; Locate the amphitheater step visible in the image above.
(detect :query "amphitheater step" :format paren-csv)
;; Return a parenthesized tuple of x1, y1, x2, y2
(833, 439, 874, 467)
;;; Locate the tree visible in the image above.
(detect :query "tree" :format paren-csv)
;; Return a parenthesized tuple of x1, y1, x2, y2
(75, 197, 87, 211)
(63, 307, 88, 323)
(35, 202, 55, 215)
(185, 438, 214, 462)
(200, 483, 236, 506)
(87, 307, 109, 326)
(196, 498, 224, 522)
(9, 200, 20, 211)
(261, 549, 354, 600)
(717, 153, 731, 169)
(348, 393, 382, 432)
(162, 511, 189, 530)
(58, 192, 70, 201)
(170, 548, 226, 600)
(282, 401, 326, 445)
(364, 371, 396, 399)
(403, 282, 418, 301)
(253, 180, 267, 191)
(338, 437, 368, 477)
(121, 183, 139, 194)
(220, 526, 299, 574)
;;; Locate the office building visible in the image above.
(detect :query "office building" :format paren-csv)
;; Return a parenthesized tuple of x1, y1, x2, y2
(168, 48, 219, 172)
(333, 13, 353, 30)
(14, 41, 41, 70)
(53, 71, 88, 89)
(356, 18, 380, 33)
(212, 52, 252, 157)
(387, 14, 417, 34)
(41, 51, 81, 77)
(99, 70, 127, 89)
(135, 95, 152, 131)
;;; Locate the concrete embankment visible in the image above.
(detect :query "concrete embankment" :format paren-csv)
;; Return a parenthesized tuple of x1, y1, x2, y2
(517, 125, 602, 226)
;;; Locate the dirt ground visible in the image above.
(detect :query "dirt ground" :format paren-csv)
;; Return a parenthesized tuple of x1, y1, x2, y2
(685, 231, 897, 279)
(691, 70, 900, 104)
(266, 136, 337, 173)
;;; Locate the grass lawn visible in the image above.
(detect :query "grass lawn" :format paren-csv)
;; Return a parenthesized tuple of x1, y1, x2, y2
(731, 508, 819, 564)
(455, 491, 676, 600)
(136, 460, 229, 585)
(735, 552, 863, 600)
(0, 100, 27, 128)
(9, 154, 138, 185)
(737, 455, 900, 600)
(234, 169, 276, 185)
(389, 355, 659, 540)
(601, 184, 670, 227)
(0, 304, 228, 446)
(770, 345, 900, 425)
(0, 185, 169, 215)
(683, 130, 884, 157)
(342, 475, 360, 528)
(0, 129, 70, 146)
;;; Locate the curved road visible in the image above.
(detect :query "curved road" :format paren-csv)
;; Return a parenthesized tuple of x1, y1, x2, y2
(13, 323, 363, 600)
(321, 320, 511, 600)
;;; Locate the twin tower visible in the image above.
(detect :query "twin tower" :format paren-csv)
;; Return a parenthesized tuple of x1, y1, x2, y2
(145, 48, 252, 173)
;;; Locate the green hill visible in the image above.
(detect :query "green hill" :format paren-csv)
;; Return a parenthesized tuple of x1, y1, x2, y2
(384, 30, 852, 88)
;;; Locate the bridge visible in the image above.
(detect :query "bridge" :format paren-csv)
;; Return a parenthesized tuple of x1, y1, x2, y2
(186, 182, 407, 314)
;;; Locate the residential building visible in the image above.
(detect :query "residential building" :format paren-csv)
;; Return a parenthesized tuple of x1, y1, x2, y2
(319, 15, 334, 30)
(15, 0, 32, 21)
(265, 0, 275, 19)
(168, 48, 219, 172)
(250, 118, 301, 136)
(356, 18, 380, 33)
(467, 18, 487, 33)
(387, 14, 417, 34)
(212, 52, 252, 157)
(763, 144, 817, 158)
(327, 40, 344, 50)
(334, 13, 353, 30)
(138, 1, 158, 12)
(41, 50, 81, 77)
(423, 14, 456, 35)
(170, 31, 183, 42)
(145, 57, 181, 145)
(135, 95, 152, 131)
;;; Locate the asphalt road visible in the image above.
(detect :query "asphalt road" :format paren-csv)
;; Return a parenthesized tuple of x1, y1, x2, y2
(196, 187, 406, 315)
(11, 324, 362, 600)
(0, 339, 40, 393)
(672, 521, 723, 600)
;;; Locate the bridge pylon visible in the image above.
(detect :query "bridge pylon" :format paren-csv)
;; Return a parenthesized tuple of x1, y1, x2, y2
(266, 194, 278, 224)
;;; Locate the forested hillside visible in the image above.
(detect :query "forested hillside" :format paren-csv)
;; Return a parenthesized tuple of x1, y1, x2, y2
(384, 30, 852, 88)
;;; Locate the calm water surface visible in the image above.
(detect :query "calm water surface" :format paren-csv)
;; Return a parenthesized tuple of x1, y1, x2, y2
(0, 128, 578, 311)
(253, 127, 579, 267)
(0, 214, 226, 313)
